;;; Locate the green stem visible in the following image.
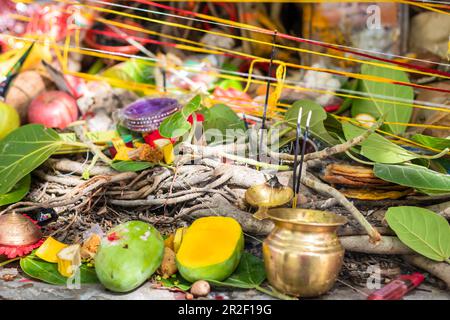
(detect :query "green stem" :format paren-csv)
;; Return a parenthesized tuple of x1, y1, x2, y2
(61, 141, 90, 148)
(344, 150, 376, 166)
(419, 148, 450, 160)
(82, 153, 100, 180)
(255, 285, 297, 300)
(0, 257, 20, 267)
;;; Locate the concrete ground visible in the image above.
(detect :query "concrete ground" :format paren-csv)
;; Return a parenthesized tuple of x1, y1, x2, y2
(1, 267, 448, 300)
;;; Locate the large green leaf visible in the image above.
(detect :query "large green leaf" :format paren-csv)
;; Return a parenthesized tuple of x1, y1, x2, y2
(0, 124, 62, 194)
(202, 104, 246, 134)
(159, 95, 202, 138)
(208, 252, 266, 289)
(411, 134, 450, 152)
(285, 100, 338, 146)
(373, 163, 450, 194)
(343, 122, 419, 163)
(20, 256, 99, 285)
(111, 160, 155, 172)
(352, 63, 413, 135)
(0, 174, 30, 206)
(335, 79, 358, 114)
(385, 206, 450, 262)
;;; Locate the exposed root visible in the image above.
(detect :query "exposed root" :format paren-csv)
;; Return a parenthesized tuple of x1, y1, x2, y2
(302, 173, 381, 242)
(340, 236, 413, 254)
(402, 255, 450, 288)
(183, 194, 274, 235)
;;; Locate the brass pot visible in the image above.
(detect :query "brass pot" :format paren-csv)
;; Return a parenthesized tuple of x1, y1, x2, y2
(263, 208, 346, 297)
(0, 213, 42, 246)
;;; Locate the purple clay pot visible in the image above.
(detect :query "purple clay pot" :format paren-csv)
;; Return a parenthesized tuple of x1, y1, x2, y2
(121, 98, 180, 132)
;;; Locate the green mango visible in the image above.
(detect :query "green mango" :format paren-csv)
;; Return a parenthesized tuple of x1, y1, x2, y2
(95, 221, 164, 292)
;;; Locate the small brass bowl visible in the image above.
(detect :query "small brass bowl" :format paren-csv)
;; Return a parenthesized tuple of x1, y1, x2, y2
(245, 177, 293, 220)
(263, 208, 347, 297)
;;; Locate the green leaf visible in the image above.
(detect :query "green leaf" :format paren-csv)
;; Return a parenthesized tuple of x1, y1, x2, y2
(202, 104, 246, 134)
(411, 134, 450, 152)
(159, 95, 202, 138)
(208, 252, 266, 289)
(352, 63, 413, 135)
(335, 79, 358, 114)
(373, 163, 450, 194)
(111, 160, 155, 172)
(343, 122, 419, 163)
(385, 206, 450, 262)
(0, 174, 30, 206)
(20, 256, 99, 285)
(160, 273, 192, 291)
(0, 124, 62, 194)
(285, 100, 338, 146)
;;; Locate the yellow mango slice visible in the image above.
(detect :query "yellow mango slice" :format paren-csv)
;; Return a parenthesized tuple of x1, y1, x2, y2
(176, 217, 244, 282)
(57, 244, 81, 277)
(35, 237, 68, 263)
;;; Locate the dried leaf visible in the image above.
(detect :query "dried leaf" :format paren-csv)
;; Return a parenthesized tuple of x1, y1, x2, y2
(342, 188, 412, 200)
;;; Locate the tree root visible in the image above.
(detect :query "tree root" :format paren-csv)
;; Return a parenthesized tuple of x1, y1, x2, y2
(402, 254, 450, 288)
(340, 236, 413, 254)
(182, 194, 274, 235)
(302, 173, 381, 242)
(45, 158, 116, 176)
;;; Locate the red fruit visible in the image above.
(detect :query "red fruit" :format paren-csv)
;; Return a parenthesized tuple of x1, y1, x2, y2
(28, 91, 78, 129)
(144, 130, 176, 147)
(187, 113, 204, 124)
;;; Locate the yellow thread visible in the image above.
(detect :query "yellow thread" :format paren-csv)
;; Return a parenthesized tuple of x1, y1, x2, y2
(61, 1, 450, 82)
(5, 32, 445, 115)
(333, 115, 450, 131)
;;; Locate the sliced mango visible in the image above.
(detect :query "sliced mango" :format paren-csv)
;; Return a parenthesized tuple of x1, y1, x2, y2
(176, 217, 244, 282)
(35, 237, 68, 263)
(153, 139, 175, 164)
(173, 227, 187, 254)
(57, 244, 81, 277)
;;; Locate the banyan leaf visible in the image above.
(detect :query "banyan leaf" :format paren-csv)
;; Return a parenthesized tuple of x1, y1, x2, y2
(335, 79, 358, 114)
(0, 174, 31, 206)
(0, 124, 62, 194)
(385, 206, 450, 262)
(343, 122, 419, 163)
(373, 163, 450, 194)
(285, 100, 338, 146)
(202, 104, 246, 134)
(20, 256, 99, 285)
(352, 63, 413, 135)
(411, 134, 450, 152)
(207, 252, 266, 289)
(159, 95, 202, 138)
(111, 160, 155, 172)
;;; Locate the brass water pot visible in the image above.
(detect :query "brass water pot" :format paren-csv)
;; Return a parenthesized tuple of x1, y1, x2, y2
(263, 208, 347, 297)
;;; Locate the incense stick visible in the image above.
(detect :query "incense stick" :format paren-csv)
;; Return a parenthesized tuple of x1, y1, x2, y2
(291, 107, 303, 208)
(295, 110, 313, 199)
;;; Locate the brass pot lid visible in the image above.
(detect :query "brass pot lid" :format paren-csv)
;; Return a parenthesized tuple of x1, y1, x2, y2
(0, 213, 42, 246)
